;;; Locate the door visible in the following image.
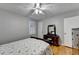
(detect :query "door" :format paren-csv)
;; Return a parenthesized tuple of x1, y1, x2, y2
(64, 19, 72, 47)
(38, 21, 43, 38)
(72, 29, 79, 48)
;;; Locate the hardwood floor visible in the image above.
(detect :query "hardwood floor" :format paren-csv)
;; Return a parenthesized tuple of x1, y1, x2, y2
(49, 45, 79, 55)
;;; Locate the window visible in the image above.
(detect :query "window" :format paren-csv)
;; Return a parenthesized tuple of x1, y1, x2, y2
(29, 20, 36, 35)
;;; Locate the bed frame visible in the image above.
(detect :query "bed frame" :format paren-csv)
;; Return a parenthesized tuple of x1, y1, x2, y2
(30, 36, 52, 45)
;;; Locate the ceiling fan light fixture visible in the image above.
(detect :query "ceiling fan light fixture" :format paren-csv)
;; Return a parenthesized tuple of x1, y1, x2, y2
(32, 3, 44, 15)
(35, 9, 39, 14)
(39, 10, 44, 14)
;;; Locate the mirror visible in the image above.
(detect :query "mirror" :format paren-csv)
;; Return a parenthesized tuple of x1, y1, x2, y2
(47, 24, 56, 35)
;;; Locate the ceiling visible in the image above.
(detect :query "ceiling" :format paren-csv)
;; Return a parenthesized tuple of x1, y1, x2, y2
(0, 3, 79, 20)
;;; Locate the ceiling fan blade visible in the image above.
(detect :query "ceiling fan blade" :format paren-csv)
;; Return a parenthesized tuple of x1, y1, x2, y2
(32, 9, 45, 15)
(40, 3, 55, 11)
(25, 9, 34, 17)
(39, 10, 45, 15)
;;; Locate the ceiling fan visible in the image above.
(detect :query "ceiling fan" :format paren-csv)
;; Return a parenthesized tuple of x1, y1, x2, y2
(32, 3, 45, 15)
(20, 3, 53, 15)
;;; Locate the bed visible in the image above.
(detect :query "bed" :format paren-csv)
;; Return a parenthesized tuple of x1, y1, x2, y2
(0, 38, 52, 55)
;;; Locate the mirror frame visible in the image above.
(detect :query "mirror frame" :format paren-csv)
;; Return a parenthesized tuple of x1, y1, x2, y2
(47, 24, 56, 35)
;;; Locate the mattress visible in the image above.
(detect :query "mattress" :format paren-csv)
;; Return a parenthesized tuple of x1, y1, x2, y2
(0, 38, 52, 55)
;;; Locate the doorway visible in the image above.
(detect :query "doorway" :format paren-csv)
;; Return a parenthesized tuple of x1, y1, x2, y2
(72, 28, 79, 48)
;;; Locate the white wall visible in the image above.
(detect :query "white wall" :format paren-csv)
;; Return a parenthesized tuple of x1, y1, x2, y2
(64, 16, 79, 47)
(39, 16, 64, 44)
(0, 10, 36, 44)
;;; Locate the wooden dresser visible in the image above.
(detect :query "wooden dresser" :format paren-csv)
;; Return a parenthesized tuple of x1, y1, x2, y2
(43, 34, 59, 46)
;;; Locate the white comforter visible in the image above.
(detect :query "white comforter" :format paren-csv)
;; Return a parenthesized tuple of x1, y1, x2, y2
(0, 38, 51, 55)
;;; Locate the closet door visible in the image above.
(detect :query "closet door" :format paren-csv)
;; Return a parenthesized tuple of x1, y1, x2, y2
(64, 19, 72, 47)
(38, 21, 43, 38)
